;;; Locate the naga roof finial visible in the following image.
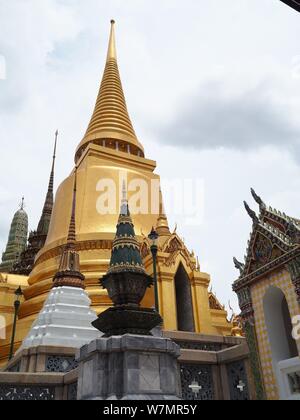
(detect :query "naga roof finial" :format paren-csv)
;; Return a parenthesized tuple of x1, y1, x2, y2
(233, 257, 245, 275)
(244, 201, 259, 225)
(251, 188, 266, 210)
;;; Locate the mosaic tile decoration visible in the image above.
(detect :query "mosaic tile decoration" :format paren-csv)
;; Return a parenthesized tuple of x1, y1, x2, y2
(251, 269, 300, 400)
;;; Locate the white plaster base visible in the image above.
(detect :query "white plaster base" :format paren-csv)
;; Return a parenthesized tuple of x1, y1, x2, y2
(21, 286, 100, 350)
(277, 357, 300, 400)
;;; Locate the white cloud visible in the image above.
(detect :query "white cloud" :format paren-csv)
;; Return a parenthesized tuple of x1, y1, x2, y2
(158, 81, 300, 154)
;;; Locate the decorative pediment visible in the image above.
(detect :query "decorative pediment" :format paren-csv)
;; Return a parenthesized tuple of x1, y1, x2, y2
(164, 249, 194, 270)
(164, 236, 183, 254)
(261, 214, 287, 234)
(244, 230, 289, 277)
(261, 208, 300, 237)
(234, 190, 300, 286)
(209, 293, 224, 311)
(250, 188, 300, 239)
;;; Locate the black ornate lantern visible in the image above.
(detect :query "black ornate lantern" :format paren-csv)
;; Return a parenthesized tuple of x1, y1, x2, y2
(93, 195, 162, 336)
(9, 286, 23, 360)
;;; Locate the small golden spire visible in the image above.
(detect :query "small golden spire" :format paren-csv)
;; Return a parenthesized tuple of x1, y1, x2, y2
(67, 167, 77, 245)
(53, 165, 85, 290)
(156, 189, 171, 236)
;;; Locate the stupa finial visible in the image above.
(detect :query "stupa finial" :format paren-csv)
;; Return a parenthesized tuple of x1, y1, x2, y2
(107, 19, 117, 60)
(67, 167, 77, 245)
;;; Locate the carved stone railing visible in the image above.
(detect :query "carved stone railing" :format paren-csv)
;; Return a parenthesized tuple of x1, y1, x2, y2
(0, 370, 78, 401)
(1, 332, 255, 400)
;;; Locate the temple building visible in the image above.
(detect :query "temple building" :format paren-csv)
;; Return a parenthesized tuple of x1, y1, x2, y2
(0, 21, 262, 401)
(0, 199, 28, 273)
(0, 21, 233, 370)
(233, 189, 300, 400)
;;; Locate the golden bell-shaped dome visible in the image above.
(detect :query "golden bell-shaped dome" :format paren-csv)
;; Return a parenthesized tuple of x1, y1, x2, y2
(75, 20, 144, 162)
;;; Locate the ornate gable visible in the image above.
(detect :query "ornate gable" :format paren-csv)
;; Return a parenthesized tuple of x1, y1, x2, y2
(162, 234, 196, 271)
(209, 293, 224, 311)
(245, 230, 286, 276)
(234, 191, 300, 282)
(251, 188, 300, 237)
(164, 236, 183, 254)
(261, 207, 300, 235)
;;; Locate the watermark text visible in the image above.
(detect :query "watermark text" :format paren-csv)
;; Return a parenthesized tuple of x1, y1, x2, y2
(95, 173, 205, 227)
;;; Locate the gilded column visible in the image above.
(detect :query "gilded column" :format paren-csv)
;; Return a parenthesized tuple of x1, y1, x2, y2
(190, 272, 214, 334)
(157, 267, 177, 331)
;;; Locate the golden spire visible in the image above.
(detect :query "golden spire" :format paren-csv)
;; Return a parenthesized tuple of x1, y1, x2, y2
(76, 20, 144, 162)
(156, 189, 171, 236)
(67, 167, 77, 245)
(53, 166, 85, 289)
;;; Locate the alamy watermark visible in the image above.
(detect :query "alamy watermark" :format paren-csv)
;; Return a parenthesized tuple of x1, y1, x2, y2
(0, 54, 6, 80)
(0, 316, 6, 340)
(95, 172, 205, 227)
(292, 315, 300, 341)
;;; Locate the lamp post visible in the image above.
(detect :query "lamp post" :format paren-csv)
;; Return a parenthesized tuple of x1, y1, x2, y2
(148, 227, 159, 313)
(9, 286, 23, 361)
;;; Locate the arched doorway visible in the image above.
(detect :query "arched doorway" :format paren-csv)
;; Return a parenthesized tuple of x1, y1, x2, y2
(263, 286, 298, 364)
(174, 263, 195, 332)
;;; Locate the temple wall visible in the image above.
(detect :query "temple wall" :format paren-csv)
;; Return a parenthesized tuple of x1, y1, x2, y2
(0, 332, 254, 401)
(251, 268, 300, 400)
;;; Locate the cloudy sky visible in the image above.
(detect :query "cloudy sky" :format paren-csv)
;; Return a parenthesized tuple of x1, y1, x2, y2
(1, 0, 300, 312)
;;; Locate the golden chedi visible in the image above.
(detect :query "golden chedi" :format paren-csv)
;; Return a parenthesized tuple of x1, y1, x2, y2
(0, 21, 233, 366)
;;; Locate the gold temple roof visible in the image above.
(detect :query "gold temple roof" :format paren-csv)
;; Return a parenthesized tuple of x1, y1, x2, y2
(76, 20, 144, 161)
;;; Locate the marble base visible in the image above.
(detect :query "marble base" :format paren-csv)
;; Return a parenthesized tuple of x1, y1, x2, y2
(277, 357, 300, 400)
(77, 334, 181, 400)
(21, 286, 100, 350)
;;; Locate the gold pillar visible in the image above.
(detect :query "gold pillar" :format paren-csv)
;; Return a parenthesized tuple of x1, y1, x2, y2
(191, 272, 215, 334)
(158, 270, 177, 331)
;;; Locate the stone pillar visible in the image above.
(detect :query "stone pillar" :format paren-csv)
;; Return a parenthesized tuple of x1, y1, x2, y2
(77, 335, 181, 400)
